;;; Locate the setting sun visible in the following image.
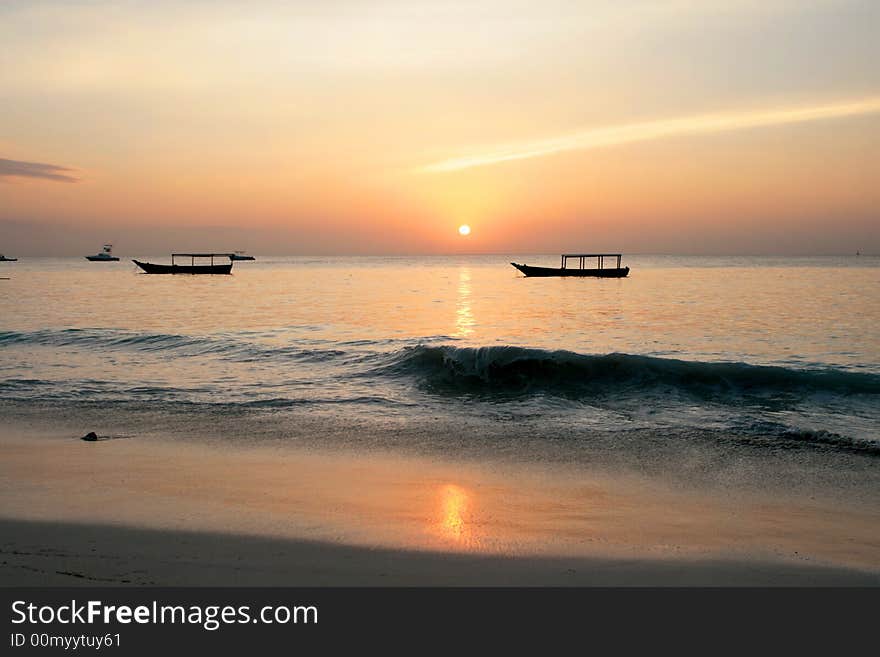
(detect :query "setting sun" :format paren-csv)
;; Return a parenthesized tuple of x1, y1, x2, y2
(458, 224, 471, 236)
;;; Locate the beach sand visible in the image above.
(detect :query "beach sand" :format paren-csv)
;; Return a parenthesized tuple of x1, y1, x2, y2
(1, 426, 878, 586)
(3, 518, 875, 586)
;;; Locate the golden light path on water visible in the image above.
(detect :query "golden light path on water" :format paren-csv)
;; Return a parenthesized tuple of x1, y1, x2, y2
(455, 267, 475, 337)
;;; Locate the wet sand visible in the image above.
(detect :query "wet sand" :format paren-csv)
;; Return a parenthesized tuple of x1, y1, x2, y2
(1, 428, 878, 586)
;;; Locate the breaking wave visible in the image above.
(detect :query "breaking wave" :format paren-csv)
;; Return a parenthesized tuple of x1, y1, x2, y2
(2, 332, 877, 452)
(377, 345, 880, 397)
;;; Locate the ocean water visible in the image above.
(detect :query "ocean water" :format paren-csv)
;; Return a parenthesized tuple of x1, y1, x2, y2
(1, 255, 878, 461)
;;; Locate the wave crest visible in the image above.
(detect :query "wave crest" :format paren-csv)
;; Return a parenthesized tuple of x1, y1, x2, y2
(378, 345, 880, 397)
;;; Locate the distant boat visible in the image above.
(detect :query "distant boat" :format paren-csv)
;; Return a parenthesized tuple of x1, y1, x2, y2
(0, 254, 17, 262)
(85, 244, 120, 262)
(133, 253, 233, 275)
(512, 254, 630, 278)
(229, 251, 255, 261)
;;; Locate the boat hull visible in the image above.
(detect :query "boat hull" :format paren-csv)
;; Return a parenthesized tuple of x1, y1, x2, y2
(85, 256, 120, 261)
(229, 255, 255, 261)
(133, 260, 232, 274)
(511, 263, 629, 278)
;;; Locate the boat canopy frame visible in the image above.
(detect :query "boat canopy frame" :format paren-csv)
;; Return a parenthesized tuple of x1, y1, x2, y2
(171, 253, 236, 266)
(560, 253, 623, 270)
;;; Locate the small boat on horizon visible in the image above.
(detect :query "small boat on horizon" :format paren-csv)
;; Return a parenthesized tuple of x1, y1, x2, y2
(0, 254, 17, 262)
(133, 253, 234, 275)
(229, 251, 255, 261)
(85, 244, 120, 262)
(512, 253, 630, 278)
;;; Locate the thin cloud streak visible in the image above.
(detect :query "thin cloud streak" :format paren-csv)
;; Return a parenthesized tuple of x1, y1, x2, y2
(419, 97, 880, 173)
(0, 157, 79, 182)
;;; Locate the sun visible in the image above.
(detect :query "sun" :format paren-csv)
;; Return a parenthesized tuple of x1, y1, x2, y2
(458, 224, 471, 236)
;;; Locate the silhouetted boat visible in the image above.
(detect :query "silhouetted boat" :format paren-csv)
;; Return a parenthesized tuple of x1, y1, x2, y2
(133, 253, 234, 275)
(512, 254, 629, 278)
(0, 254, 17, 262)
(85, 244, 120, 261)
(229, 251, 255, 261)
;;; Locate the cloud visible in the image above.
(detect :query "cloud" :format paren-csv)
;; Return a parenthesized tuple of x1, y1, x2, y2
(419, 97, 880, 173)
(0, 157, 79, 182)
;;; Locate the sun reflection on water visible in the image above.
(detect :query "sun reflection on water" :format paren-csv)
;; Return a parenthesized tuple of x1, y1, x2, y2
(455, 267, 475, 337)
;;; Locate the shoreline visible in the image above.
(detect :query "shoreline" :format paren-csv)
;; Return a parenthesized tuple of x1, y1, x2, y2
(2, 425, 879, 586)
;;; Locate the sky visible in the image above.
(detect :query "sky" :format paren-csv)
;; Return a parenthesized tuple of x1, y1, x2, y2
(1, 0, 878, 255)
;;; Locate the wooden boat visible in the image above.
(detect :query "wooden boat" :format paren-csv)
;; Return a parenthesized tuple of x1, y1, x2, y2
(229, 251, 255, 261)
(133, 253, 234, 275)
(0, 254, 17, 262)
(511, 254, 629, 278)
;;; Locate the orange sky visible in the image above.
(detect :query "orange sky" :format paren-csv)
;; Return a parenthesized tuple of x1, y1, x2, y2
(1, 1, 879, 254)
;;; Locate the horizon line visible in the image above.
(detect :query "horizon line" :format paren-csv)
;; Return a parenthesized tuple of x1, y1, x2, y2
(4, 252, 875, 258)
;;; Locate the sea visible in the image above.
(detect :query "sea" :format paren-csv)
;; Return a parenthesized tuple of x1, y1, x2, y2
(1, 254, 878, 473)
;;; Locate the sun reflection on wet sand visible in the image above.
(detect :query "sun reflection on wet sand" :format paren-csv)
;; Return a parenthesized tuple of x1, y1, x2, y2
(435, 483, 479, 548)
